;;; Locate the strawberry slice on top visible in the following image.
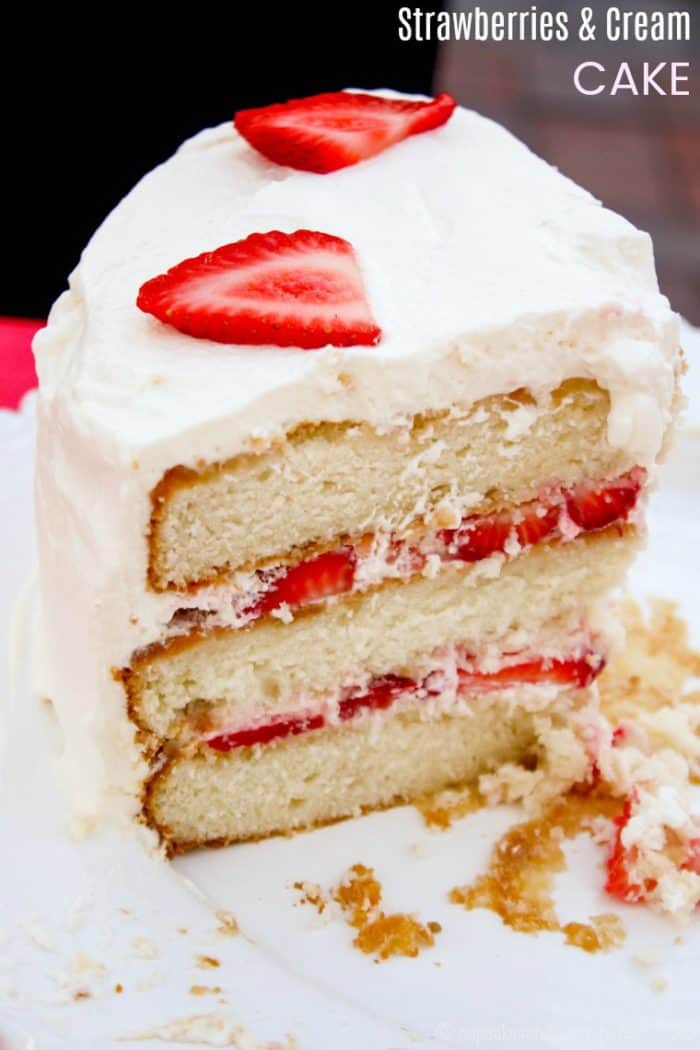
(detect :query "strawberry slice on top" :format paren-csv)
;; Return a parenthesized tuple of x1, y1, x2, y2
(234, 90, 457, 173)
(137, 229, 381, 349)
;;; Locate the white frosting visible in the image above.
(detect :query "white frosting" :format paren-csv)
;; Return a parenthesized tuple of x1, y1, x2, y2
(32, 91, 680, 826)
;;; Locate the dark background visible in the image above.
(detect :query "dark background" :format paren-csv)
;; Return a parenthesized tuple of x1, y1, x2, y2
(3, 2, 698, 322)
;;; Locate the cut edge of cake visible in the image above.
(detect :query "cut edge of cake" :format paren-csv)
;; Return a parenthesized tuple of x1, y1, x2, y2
(31, 89, 682, 855)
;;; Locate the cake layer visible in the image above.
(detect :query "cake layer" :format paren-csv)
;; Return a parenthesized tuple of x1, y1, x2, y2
(145, 689, 591, 850)
(202, 650, 602, 753)
(126, 526, 636, 737)
(149, 379, 632, 590)
(162, 467, 643, 637)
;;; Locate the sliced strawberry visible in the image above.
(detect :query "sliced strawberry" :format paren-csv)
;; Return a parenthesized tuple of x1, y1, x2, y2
(605, 792, 656, 903)
(257, 548, 356, 615)
(565, 470, 643, 532)
(438, 472, 643, 565)
(205, 652, 605, 753)
(207, 711, 325, 752)
(513, 503, 560, 548)
(440, 515, 513, 562)
(206, 675, 414, 753)
(137, 229, 381, 349)
(441, 502, 559, 563)
(229, 471, 643, 628)
(457, 654, 603, 693)
(234, 91, 457, 173)
(339, 675, 416, 722)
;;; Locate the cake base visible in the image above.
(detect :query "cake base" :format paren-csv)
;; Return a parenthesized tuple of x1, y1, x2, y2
(145, 689, 592, 851)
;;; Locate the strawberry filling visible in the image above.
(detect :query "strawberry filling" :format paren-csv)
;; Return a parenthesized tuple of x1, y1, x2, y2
(206, 652, 603, 753)
(605, 793, 654, 903)
(605, 787, 700, 905)
(242, 469, 644, 621)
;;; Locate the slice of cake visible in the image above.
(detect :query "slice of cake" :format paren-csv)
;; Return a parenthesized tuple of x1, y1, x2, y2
(33, 90, 681, 852)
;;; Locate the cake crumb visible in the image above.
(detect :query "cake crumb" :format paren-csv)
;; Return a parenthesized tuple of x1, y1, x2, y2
(562, 914, 625, 953)
(415, 783, 484, 829)
(196, 954, 221, 970)
(215, 911, 239, 937)
(190, 985, 223, 997)
(599, 599, 700, 727)
(297, 863, 440, 961)
(450, 794, 626, 953)
(293, 881, 326, 915)
(115, 983, 124, 994)
(332, 864, 382, 929)
(651, 976, 668, 993)
(354, 913, 440, 962)
(449, 599, 700, 927)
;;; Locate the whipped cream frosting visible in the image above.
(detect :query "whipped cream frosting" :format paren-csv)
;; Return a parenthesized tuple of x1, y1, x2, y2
(32, 91, 681, 828)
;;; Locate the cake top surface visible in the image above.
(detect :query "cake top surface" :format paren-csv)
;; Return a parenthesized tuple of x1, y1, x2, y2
(34, 91, 677, 471)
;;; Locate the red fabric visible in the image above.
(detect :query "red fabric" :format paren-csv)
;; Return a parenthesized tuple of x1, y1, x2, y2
(0, 317, 43, 410)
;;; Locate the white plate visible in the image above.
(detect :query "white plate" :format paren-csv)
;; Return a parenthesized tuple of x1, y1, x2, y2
(1, 324, 699, 1050)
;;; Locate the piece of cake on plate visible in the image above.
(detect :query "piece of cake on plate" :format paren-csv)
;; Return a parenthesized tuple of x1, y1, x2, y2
(33, 90, 681, 851)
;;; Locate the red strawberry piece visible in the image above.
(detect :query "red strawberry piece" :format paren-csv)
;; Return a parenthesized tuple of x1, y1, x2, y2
(457, 653, 604, 693)
(605, 792, 656, 903)
(385, 538, 426, 575)
(339, 674, 416, 722)
(442, 501, 560, 563)
(513, 502, 560, 548)
(565, 469, 644, 532)
(205, 651, 605, 754)
(207, 711, 325, 752)
(137, 229, 381, 349)
(257, 548, 356, 616)
(441, 514, 513, 562)
(612, 724, 629, 746)
(234, 91, 457, 173)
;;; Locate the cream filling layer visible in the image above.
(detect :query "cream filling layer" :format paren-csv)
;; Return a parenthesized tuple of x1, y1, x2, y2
(170, 635, 606, 753)
(161, 468, 645, 643)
